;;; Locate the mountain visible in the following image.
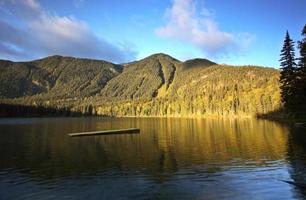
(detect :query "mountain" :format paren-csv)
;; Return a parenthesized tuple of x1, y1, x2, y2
(0, 54, 281, 117)
(182, 58, 216, 69)
(101, 53, 180, 100)
(0, 55, 122, 99)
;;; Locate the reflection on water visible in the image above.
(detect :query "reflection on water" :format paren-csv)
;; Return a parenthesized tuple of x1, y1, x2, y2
(287, 126, 306, 198)
(0, 117, 305, 199)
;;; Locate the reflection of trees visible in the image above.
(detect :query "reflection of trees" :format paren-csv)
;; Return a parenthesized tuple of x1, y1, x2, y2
(0, 118, 289, 182)
(0, 103, 88, 117)
(287, 126, 306, 198)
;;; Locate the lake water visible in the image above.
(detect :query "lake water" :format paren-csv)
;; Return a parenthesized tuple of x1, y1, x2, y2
(0, 117, 306, 200)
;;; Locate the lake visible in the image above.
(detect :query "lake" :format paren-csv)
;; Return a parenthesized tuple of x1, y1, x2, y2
(0, 117, 306, 200)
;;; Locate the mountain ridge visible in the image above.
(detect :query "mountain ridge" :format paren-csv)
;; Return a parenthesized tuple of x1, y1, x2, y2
(0, 53, 281, 117)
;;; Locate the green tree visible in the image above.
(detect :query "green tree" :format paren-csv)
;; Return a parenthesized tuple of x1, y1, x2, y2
(296, 24, 306, 110)
(279, 31, 297, 109)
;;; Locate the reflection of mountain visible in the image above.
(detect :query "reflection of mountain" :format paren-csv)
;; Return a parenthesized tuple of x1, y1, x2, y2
(287, 126, 306, 198)
(0, 118, 289, 180)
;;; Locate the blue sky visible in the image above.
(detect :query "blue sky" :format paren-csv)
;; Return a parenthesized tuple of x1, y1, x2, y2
(0, 0, 305, 67)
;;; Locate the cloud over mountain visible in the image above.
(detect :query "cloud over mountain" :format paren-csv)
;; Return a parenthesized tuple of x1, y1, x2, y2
(156, 0, 254, 57)
(0, 0, 137, 63)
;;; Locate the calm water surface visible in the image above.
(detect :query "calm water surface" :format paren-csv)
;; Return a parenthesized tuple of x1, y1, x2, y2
(0, 117, 306, 200)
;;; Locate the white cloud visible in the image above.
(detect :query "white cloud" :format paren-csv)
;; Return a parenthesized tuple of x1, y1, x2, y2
(0, 0, 137, 63)
(156, 0, 254, 57)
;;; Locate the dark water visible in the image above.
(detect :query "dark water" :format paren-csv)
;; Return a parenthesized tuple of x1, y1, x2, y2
(0, 117, 306, 200)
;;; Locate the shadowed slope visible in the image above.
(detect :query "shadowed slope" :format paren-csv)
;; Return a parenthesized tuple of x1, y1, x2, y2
(182, 58, 216, 70)
(0, 56, 122, 99)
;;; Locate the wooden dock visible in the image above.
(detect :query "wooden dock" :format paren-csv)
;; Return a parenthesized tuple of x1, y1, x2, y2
(68, 128, 140, 137)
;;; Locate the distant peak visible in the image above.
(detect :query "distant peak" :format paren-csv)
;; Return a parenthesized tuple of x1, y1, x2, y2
(145, 53, 180, 61)
(33, 55, 65, 62)
(33, 55, 112, 64)
(183, 58, 216, 69)
(43, 55, 64, 59)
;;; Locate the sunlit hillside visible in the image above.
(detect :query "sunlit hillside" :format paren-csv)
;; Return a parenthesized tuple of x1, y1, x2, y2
(0, 54, 281, 117)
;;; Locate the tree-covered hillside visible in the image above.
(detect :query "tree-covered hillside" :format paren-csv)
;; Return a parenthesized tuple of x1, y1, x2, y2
(0, 55, 122, 99)
(91, 62, 280, 117)
(0, 54, 281, 117)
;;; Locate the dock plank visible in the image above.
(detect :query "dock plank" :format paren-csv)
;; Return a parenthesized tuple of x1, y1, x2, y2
(68, 128, 140, 137)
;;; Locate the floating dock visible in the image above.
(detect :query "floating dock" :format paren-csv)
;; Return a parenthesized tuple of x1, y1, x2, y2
(68, 128, 140, 137)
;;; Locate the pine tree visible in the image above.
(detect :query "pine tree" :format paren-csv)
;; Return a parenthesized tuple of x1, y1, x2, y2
(279, 31, 297, 109)
(296, 24, 306, 110)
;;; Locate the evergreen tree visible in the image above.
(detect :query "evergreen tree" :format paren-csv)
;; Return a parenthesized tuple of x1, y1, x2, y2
(296, 24, 306, 109)
(279, 31, 297, 109)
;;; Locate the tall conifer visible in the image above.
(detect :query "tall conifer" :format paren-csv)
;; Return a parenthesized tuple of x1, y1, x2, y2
(296, 25, 306, 109)
(279, 31, 297, 109)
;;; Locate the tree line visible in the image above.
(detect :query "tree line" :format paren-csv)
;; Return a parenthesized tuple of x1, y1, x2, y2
(279, 24, 306, 117)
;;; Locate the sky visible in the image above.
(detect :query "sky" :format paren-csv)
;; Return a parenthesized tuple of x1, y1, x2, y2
(0, 0, 305, 67)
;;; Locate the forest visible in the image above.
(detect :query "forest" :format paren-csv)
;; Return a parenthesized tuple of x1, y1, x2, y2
(278, 24, 306, 118)
(0, 24, 305, 118)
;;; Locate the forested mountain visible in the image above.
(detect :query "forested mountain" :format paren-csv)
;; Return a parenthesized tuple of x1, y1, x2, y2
(0, 55, 122, 99)
(0, 54, 281, 117)
(101, 53, 181, 100)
